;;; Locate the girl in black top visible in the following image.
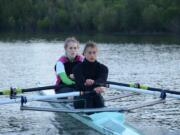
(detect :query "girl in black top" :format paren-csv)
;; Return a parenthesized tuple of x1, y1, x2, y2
(73, 41, 108, 108)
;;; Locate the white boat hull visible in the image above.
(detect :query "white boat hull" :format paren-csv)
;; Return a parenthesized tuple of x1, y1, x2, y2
(41, 90, 142, 135)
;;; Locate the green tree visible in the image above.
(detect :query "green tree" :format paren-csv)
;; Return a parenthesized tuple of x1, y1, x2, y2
(0, 0, 179, 33)
(142, 4, 163, 31)
(37, 17, 50, 31)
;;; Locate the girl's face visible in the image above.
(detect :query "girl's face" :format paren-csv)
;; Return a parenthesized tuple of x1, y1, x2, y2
(65, 42, 79, 58)
(84, 47, 97, 62)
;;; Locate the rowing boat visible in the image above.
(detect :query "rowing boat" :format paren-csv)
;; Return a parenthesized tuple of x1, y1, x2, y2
(41, 90, 142, 135)
(1, 81, 180, 134)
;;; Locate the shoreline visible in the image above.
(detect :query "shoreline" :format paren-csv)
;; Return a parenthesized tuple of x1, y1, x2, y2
(0, 32, 180, 44)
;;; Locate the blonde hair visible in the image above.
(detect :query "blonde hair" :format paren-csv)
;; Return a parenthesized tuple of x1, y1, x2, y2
(64, 37, 79, 49)
(83, 41, 97, 55)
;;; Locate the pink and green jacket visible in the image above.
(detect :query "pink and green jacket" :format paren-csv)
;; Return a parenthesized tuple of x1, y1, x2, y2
(55, 55, 84, 85)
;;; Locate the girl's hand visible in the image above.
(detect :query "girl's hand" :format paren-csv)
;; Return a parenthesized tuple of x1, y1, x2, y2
(84, 79, 95, 86)
(94, 87, 105, 94)
(69, 74, 75, 80)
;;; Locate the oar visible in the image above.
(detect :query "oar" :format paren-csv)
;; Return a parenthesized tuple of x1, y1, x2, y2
(0, 85, 58, 97)
(0, 91, 81, 105)
(108, 84, 180, 100)
(0, 91, 96, 106)
(107, 81, 180, 95)
(0, 82, 102, 96)
(1, 81, 180, 98)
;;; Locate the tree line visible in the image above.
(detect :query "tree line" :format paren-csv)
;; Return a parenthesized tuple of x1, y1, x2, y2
(0, 0, 179, 34)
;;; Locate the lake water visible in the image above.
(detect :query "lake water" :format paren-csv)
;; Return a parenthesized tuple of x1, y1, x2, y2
(0, 34, 180, 135)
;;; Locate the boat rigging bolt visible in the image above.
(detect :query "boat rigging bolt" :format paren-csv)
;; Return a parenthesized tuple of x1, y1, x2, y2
(134, 83, 140, 88)
(20, 96, 27, 107)
(10, 87, 17, 99)
(160, 90, 166, 99)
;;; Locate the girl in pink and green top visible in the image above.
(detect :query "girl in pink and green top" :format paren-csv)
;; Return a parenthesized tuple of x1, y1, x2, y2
(55, 37, 84, 93)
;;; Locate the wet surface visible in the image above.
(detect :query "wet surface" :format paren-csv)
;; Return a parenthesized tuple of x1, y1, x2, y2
(0, 41, 180, 135)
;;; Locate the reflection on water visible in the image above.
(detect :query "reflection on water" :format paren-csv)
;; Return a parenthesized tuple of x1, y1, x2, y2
(0, 38, 180, 135)
(0, 32, 180, 44)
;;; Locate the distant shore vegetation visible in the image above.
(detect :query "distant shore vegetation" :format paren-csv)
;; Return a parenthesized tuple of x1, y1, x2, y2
(0, 0, 179, 34)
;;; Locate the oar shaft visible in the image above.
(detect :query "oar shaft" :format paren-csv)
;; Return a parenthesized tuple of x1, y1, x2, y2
(107, 81, 129, 87)
(109, 84, 180, 100)
(29, 91, 80, 101)
(22, 85, 57, 93)
(0, 91, 80, 105)
(107, 81, 180, 95)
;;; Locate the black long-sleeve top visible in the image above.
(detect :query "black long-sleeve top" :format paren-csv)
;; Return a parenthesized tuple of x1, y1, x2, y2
(73, 59, 108, 91)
